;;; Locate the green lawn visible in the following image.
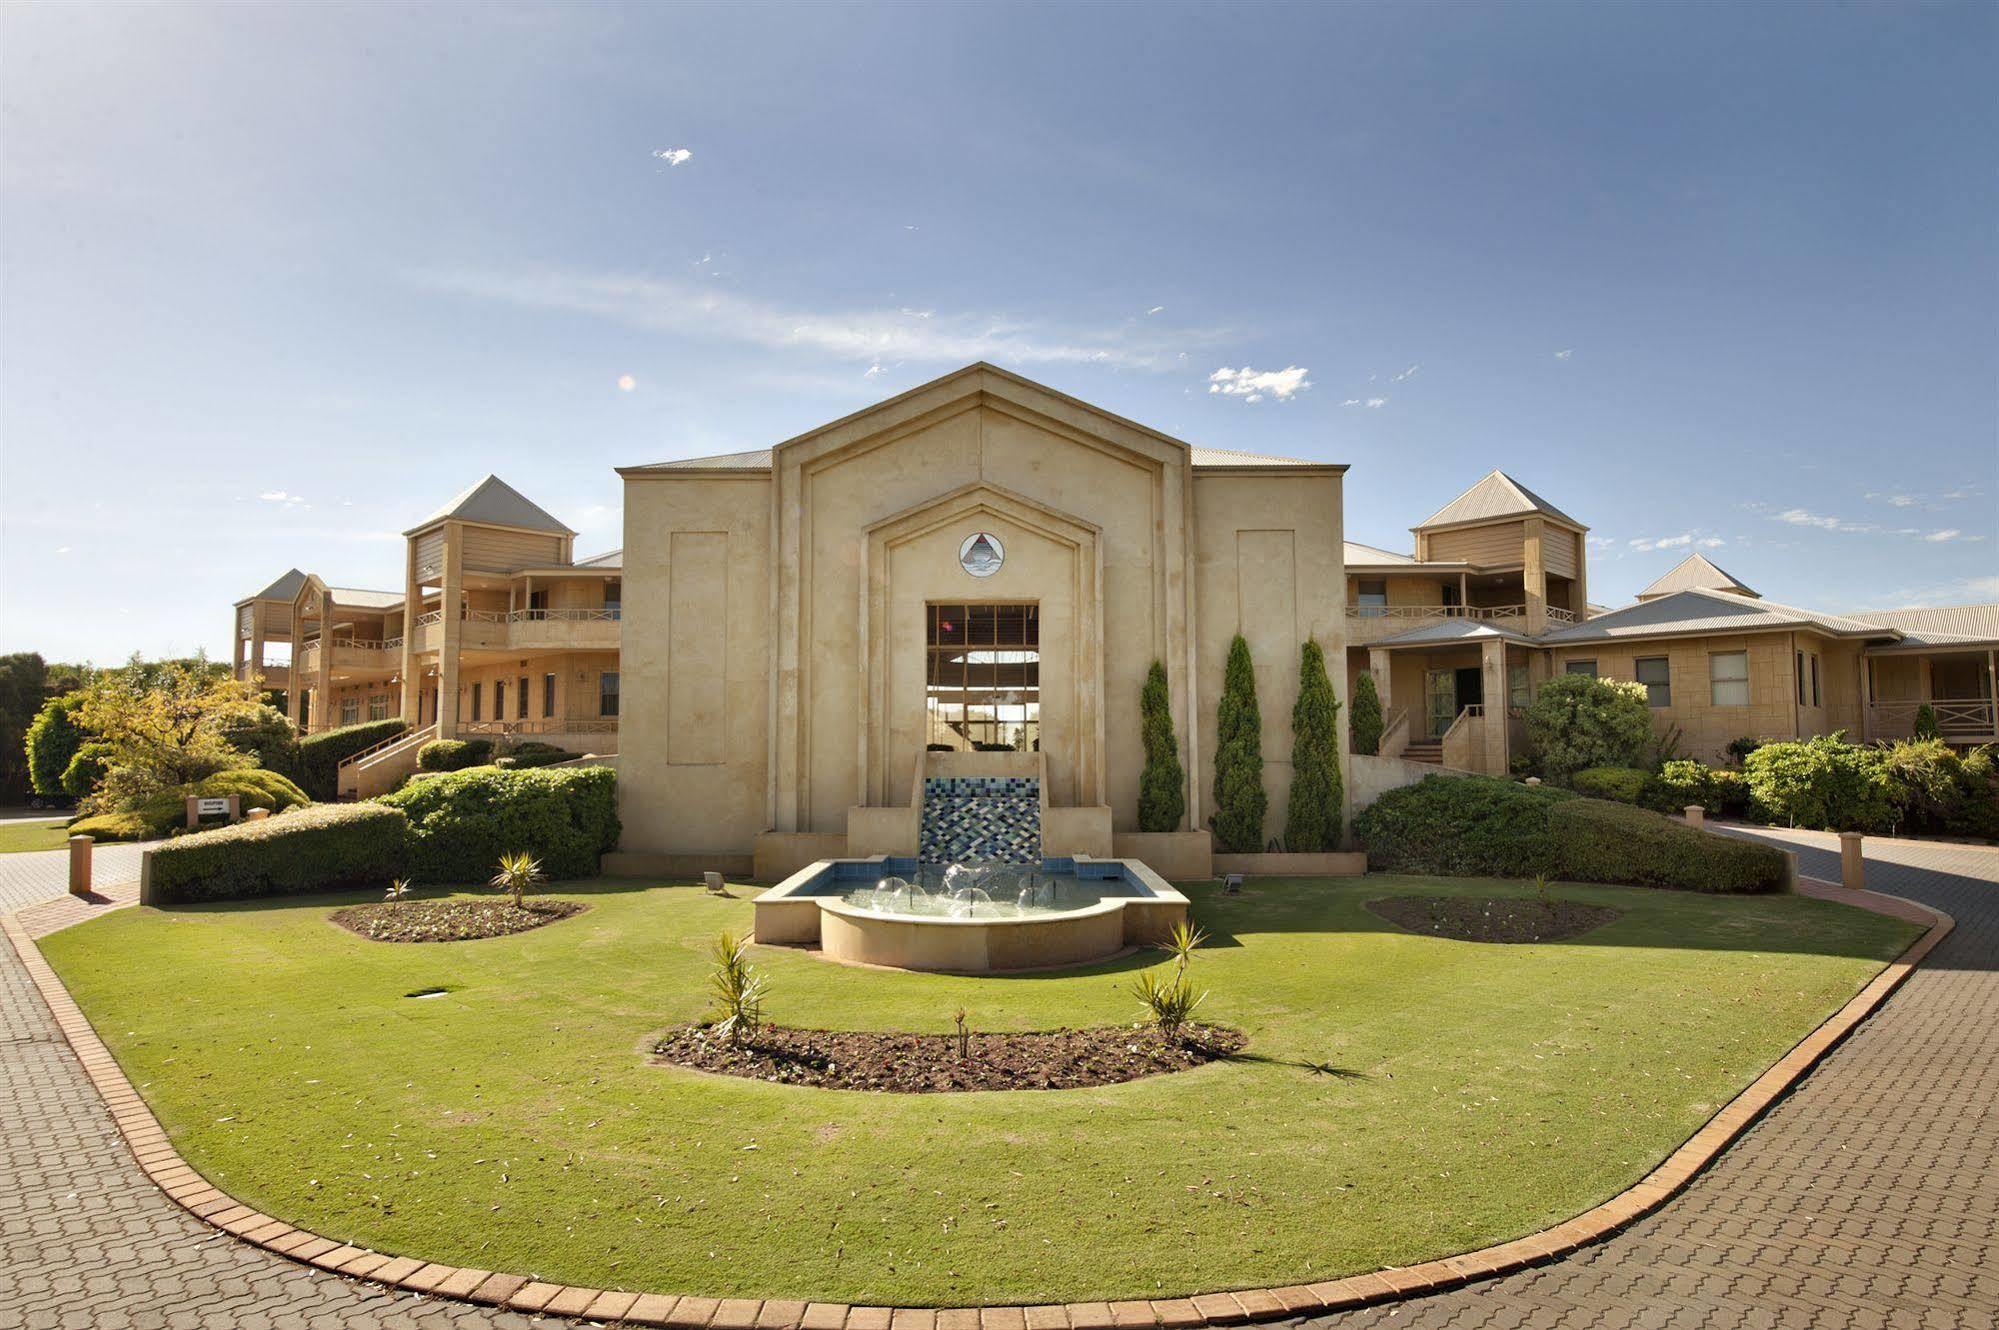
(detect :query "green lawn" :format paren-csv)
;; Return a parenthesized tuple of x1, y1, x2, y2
(0, 819, 71, 854)
(40, 876, 1916, 1305)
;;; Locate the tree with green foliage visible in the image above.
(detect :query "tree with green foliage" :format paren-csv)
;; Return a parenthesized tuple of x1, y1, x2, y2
(1522, 673, 1651, 784)
(1138, 660, 1186, 832)
(1285, 639, 1344, 852)
(73, 655, 266, 813)
(0, 653, 47, 804)
(1912, 704, 1940, 740)
(1210, 634, 1266, 852)
(217, 703, 303, 781)
(1350, 670, 1384, 756)
(25, 691, 92, 796)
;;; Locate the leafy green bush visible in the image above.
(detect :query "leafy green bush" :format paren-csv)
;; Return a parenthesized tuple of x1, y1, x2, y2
(1523, 674, 1651, 783)
(1743, 733, 1894, 831)
(67, 809, 154, 842)
(217, 704, 303, 781)
(1209, 634, 1266, 853)
(377, 765, 620, 882)
(418, 738, 494, 772)
(498, 742, 573, 771)
(1284, 638, 1343, 852)
(297, 718, 408, 799)
(70, 769, 313, 842)
(1350, 671, 1384, 757)
(1874, 739, 1999, 839)
(1353, 774, 1783, 892)
(1912, 704, 1940, 741)
(61, 740, 115, 799)
(1725, 736, 1765, 765)
(1571, 766, 1650, 804)
(1137, 660, 1186, 833)
(1547, 800, 1787, 893)
(145, 803, 409, 904)
(1353, 775, 1575, 878)
(25, 693, 92, 796)
(1642, 759, 1716, 813)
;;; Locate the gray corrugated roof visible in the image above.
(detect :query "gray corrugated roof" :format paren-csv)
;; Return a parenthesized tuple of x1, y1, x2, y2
(574, 549, 623, 570)
(407, 475, 577, 535)
(1846, 603, 1999, 650)
(1638, 553, 1758, 600)
(327, 587, 405, 609)
(1188, 445, 1318, 468)
(243, 568, 308, 603)
(1371, 618, 1542, 649)
(1543, 588, 1893, 644)
(634, 442, 1320, 472)
(1344, 541, 1417, 566)
(1416, 471, 1587, 531)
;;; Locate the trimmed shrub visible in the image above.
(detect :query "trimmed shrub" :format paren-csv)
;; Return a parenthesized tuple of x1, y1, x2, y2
(1137, 660, 1186, 833)
(70, 769, 313, 842)
(1523, 674, 1651, 783)
(67, 809, 153, 842)
(418, 738, 494, 772)
(145, 803, 409, 904)
(1350, 671, 1384, 757)
(1641, 759, 1716, 814)
(1210, 634, 1266, 853)
(298, 718, 408, 799)
(1284, 638, 1343, 852)
(377, 765, 620, 882)
(1572, 766, 1650, 805)
(1708, 769, 1754, 818)
(500, 742, 573, 771)
(1547, 799, 1787, 893)
(1743, 733, 1894, 832)
(217, 704, 303, 782)
(25, 693, 91, 796)
(1354, 775, 1575, 878)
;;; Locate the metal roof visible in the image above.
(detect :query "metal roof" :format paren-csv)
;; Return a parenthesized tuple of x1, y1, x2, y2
(1542, 588, 1893, 644)
(1371, 618, 1543, 649)
(407, 475, 577, 535)
(1638, 553, 1759, 600)
(326, 587, 405, 609)
(574, 549, 623, 570)
(1844, 603, 1999, 651)
(1187, 445, 1319, 468)
(1415, 470, 1587, 532)
(242, 568, 308, 604)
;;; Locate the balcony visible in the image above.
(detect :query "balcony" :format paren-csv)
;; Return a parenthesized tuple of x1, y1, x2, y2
(1868, 699, 1999, 744)
(1343, 603, 1575, 644)
(458, 717, 619, 752)
(410, 608, 621, 654)
(296, 638, 402, 675)
(237, 657, 291, 685)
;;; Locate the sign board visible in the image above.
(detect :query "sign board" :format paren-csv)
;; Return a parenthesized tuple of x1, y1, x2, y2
(196, 797, 231, 816)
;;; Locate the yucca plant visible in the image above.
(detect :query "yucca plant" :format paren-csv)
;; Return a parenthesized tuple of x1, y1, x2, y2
(1158, 920, 1208, 972)
(707, 931, 769, 1047)
(384, 877, 414, 902)
(1132, 968, 1207, 1039)
(489, 852, 546, 909)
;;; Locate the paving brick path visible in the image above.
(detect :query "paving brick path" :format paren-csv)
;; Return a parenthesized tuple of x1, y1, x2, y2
(2, 830, 1992, 1328)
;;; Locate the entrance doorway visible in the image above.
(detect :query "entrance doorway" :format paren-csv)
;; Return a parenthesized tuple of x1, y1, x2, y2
(1423, 666, 1484, 738)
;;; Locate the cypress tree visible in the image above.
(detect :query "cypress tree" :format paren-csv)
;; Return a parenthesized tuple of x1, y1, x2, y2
(1210, 634, 1266, 853)
(1138, 660, 1186, 832)
(1285, 638, 1344, 852)
(1350, 670, 1384, 756)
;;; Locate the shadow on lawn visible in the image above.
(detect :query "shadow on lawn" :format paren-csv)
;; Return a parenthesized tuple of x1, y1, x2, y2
(165, 874, 694, 918)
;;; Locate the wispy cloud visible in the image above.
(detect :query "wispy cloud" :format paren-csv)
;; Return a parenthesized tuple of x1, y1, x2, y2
(1765, 505, 1983, 543)
(1390, 364, 1419, 382)
(417, 266, 1219, 372)
(1208, 365, 1311, 403)
(1924, 528, 1964, 542)
(1553, 349, 1573, 361)
(1340, 396, 1386, 409)
(257, 490, 307, 507)
(1147, 305, 1164, 316)
(1863, 574, 1999, 609)
(652, 147, 692, 166)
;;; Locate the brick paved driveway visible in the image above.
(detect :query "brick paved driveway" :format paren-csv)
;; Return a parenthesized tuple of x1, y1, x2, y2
(0, 836, 154, 916)
(2, 831, 1993, 1328)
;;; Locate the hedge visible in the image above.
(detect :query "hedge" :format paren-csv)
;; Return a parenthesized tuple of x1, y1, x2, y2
(69, 769, 312, 843)
(418, 738, 494, 772)
(298, 718, 408, 799)
(496, 742, 573, 770)
(1571, 766, 1649, 804)
(144, 803, 409, 904)
(1352, 773, 1784, 893)
(377, 765, 620, 882)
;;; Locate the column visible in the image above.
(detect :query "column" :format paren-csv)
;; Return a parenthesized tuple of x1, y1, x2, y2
(287, 597, 306, 728)
(315, 591, 336, 732)
(399, 537, 420, 724)
(248, 604, 266, 697)
(437, 526, 463, 738)
(1522, 515, 1547, 637)
(1480, 637, 1508, 773)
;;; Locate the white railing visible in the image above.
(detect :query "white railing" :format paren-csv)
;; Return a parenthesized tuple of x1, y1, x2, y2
(507, 607, 621, 623)
(1347, 604, 1526, 621)
(338, 723, 432, 773)
(1545, 606, 1577, 624)
(1869, 699, 1998, 739)
(414, 610, 443, 627)
(459, 717, 621, 738)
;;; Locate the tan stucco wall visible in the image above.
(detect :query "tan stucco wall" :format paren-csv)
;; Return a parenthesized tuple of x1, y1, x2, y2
(1545, 632, 1818, 763)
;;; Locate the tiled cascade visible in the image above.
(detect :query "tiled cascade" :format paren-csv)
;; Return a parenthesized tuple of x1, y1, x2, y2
(919, 776, 1041, 864)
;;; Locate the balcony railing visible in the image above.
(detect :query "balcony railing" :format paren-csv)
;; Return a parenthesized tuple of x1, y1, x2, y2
(1347, 604, 1524, 621)
(507, 607, 621, 622)
(1869, 699, 1998, 741)
(458, 717, 620, 738)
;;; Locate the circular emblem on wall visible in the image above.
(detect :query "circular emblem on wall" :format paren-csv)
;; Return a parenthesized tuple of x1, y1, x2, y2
(958, 531, 1005, 578)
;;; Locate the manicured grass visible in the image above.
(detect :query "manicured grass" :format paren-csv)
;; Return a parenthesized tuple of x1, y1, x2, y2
(41, 876, 1916, 1305)
(0, 819, 71, 854)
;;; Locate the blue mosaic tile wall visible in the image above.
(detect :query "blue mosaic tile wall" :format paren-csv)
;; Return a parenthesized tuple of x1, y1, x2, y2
(920, 776, 1041, 864)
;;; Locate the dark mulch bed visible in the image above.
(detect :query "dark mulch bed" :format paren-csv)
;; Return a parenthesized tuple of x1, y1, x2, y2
(651, 1022, 1246, 1092)
(1367, 895, 1621, 944)
(331, 898, 586, 943)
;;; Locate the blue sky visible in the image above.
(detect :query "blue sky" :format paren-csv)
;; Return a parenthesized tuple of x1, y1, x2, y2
(2, 1, 1993, 663)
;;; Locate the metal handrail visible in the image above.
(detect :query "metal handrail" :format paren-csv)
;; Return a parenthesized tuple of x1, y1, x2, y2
(337, 723, 435, 772)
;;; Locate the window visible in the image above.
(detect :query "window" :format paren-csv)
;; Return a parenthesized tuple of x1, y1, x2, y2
(599, 671, 620, 718)
(517, 676, 529, 719)
(1797, 650, 1821, 708)
(1811, 654, 1820, 707)
(1635, 656, 1671, 708)
(1565, 659, 1597, 677)
(1508, 664, 1530, 709)
(543, 672, 557, 717)
(926, 603, 1040, 750)
(367, 694, 389, 722)
(470, 682, 482, 722)
(1711, 651, 1750, 706)
(340, 698, 359, 726)
(603, 580, 622, 620)
(494, 680, 507, 720)
(527, 589, 549, 614)
(1356, 580, 1387, 618)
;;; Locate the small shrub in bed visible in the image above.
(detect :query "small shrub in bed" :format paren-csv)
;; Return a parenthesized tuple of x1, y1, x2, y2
(1571, 766, 1650, 805)
(417, 738, 494, 772)
(376, 765, 620, 882)
(1547, 800, 1787, 893)
(298, 718, 408, 799)
(1743, 733, 1895, 831)
(145, 803, 408, 903)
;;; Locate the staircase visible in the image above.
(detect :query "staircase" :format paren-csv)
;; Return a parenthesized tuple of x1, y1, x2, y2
(1403, 739, 1443, 766)
(338, 724, 437, 800)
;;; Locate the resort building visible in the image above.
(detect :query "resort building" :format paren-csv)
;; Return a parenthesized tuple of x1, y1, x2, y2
(232, 363, 1998, 857)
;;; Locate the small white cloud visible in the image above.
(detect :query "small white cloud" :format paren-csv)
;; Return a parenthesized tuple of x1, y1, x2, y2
(55, 546, 71, 555)
(652, 148, 693, 166)
(863, 361, 887, 379)
(1390, 364, 1419, 382)
(1771, 507, 1871, 533)
(1208, 365, 1312, 403)
(1341, 399, 1361, 407)
(1554, 349, 1573, 361)
(258, 491, 307, 507)
(1366, 397, 1386, 408)
(616, 374, 637, 392)
(898, 307, 933, 319)
(1698, 537, 1726, 548)
(1924, 528, 1964, 542)
(1147, 306, 1165, 316)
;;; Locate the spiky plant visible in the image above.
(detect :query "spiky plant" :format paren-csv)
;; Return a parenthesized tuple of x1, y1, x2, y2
(1131, 969, 1208, 1040)
(384, 877, 414, 902)
(1158, 919, 1209, 974)
(488, 852, 545, 909)
(707, 931, 769, 1047)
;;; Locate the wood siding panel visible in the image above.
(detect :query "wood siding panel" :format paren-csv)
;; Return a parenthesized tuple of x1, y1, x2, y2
(1543, 527, 1579, 579)
(462, 527, 562, 575)
(413, 530, 446, 582)
(1426, 520, 1525, 566)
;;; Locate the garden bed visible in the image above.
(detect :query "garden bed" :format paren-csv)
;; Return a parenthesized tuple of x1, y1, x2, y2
(651, 1022, 1244, 1092)
(331, 898, 586, 943)
(1367, 894, 1621, 943)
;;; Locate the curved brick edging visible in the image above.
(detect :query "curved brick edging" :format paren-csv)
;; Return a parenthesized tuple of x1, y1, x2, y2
(2, 877, 1952, 1329)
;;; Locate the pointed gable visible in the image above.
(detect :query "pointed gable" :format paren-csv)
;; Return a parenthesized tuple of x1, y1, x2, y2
(243, 568, 308, 604)
(1416, 470, 1586, 532)
(407, 475, 576, 536)
(1638, 553, 1759, 601)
